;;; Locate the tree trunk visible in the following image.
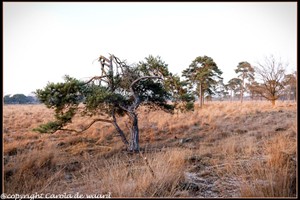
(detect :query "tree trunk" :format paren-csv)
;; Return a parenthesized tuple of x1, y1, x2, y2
(129, 112, 139, 152)
(240, 78, 244, 103)
(271, 99, 276, 106)
(199, 83, 202, 108)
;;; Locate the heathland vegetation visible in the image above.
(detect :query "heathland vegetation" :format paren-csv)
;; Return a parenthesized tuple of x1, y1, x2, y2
(2, 54, 297, 197)
(3, 101, 296, 197)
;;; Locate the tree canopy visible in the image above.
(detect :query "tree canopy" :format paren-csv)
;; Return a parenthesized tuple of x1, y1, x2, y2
(182, 55, 223, 108)
(234, 61, 255, 103)
(226, 78, 242, 101)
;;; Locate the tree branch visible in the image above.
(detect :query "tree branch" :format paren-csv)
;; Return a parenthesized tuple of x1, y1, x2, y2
(59, 118, 113, 133)
(84, 76, 108, 85)
(99, 55, 110, 63)
(119, 103, 131, 113)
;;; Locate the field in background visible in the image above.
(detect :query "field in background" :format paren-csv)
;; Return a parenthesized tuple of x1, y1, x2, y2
(3, 101, 297, 197)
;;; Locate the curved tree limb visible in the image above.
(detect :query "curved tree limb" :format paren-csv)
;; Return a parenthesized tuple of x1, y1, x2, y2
(58, 118, 113, 133)
(99, 55, 110, 63)
(84, 76, 108, 85)
(118, 103, 131, 113)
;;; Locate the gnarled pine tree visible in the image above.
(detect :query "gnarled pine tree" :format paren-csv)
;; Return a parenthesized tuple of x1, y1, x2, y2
(34, 54, 191, 152)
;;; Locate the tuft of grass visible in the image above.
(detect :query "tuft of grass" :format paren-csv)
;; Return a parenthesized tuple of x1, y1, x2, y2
(4, 148, 59, 194)
(240, 134, 296, 197)
(74, 148, 193, 197)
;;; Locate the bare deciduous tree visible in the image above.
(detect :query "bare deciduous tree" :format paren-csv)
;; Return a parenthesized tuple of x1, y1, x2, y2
(251, 55, 286, 106)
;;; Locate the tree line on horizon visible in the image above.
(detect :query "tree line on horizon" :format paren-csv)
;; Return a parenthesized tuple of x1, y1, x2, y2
(3, 55, 297, 106)
(3, 94, 39, 104)
(182, 54, 296, 107)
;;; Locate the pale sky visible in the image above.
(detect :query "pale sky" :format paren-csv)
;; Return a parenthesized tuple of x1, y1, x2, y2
(3, 2, 297, 95)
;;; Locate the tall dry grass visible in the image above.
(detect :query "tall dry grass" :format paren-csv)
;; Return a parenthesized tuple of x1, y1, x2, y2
(239, 133, 296, 197)
(3, 101, 297, 197)
(68, 148, 193, 197)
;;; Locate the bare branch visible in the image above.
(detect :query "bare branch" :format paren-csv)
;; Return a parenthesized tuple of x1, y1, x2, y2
(99, 55, 110, 63)
(58, 118, 113, 133)
(83, 76, 108, 85)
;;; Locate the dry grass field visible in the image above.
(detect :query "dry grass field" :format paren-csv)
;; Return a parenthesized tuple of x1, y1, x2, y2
(2, 101, 297, 197)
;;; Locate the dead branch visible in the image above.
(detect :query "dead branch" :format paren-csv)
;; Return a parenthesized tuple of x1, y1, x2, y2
(58, 118, 113, 133)
(84, 76, 108, 85)
(99, 55, 110, 63)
